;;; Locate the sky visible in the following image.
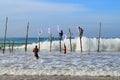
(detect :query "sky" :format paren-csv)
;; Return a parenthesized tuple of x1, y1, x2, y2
(0, 0, 120, 38)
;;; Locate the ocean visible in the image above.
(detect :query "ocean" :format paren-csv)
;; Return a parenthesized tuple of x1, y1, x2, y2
(0, 37, 120, 77)
(0, 37, 120, 52)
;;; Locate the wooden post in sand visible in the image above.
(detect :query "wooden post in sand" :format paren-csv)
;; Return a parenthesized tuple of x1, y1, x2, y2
(97, 22, 101, 52)
(25, 22, 29, 52)
(78, 27, 84, 53)
(3, 17, 8, 54)
(68, 28, 72, 52)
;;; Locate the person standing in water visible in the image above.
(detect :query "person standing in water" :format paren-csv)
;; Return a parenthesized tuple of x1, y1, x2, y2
(78, 27, 84, 52)
(33, 45, 39, 59)
(59, 30, 63, 52)
(64, 43, 66, 54)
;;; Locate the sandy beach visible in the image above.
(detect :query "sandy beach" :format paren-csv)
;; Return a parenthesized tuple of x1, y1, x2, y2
(0, 75, 120, 80)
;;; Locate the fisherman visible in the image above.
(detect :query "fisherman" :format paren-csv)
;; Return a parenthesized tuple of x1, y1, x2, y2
(64, 43, 66, 54)
(59, 30, 63, 40)
(78, 27, 84, 39)
(33, 45, 39, 60)
(78, 27, 84, 52)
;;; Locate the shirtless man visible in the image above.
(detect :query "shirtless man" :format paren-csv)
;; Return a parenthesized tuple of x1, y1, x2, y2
(33, 45, 39, 59)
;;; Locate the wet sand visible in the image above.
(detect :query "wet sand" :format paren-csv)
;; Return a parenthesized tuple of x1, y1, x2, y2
(0, 75, 120, 80)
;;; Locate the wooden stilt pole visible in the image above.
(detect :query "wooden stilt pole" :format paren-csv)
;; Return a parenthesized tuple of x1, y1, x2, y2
(68, 28, 72, 52)
(9, 41, 11, 52)
(59, 38, 61, 52)
(38, 36, 40, 52)
(25, 22, 29, 52)
(12, 41, 14, 53)
(80, 37, 82, 52)
(50, 34, 52, 52)
(3, 17, 8, 54)
(97, 22, 101, 52)
(88, 38, 91, 54)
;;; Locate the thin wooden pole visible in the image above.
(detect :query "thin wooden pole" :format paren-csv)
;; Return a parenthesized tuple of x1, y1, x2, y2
(97, 22, 101, 52)
(49, 34, 52, 52)
(3, 17, 8, 54)
(12, 41, 14, 53)
(38, 36, 40, 52)
(68, 28, 72, 52)
(25, 22, 29, 52)
(80, 37, 82, 52)
(88, 38, 91, 54)
(9, 41, 11, 52)
(59, 37, 62, 52)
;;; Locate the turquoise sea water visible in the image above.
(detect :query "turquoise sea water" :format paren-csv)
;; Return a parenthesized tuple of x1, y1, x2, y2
(0, 37, 120, 52)
(0, 37, 58, 49)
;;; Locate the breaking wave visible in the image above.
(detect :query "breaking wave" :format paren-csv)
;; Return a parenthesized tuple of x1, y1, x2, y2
(8, 37, 120, 52)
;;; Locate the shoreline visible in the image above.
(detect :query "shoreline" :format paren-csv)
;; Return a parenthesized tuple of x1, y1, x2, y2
(0, 75, 120, 80)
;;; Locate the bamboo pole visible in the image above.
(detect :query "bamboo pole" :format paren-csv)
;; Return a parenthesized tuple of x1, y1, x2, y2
(68, 28, 72, 52)
(88, 38, 91, 54)
(59, 36, 62, 52)
(12, 41, 14, 53)
(38, 36, 40, 52)
(80, 37, 82, 52)
(9, 41, 11, 52)
(49, 34, 52, 52)
(25, 22, 29, 52)
(3, 17, 8, 54)
(97, 22, 101, 52)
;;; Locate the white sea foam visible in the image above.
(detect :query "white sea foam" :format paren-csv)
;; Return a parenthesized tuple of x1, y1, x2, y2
(6, 37, 120, 52)
(0, 51, 120, 76)
(1, 37, 120, 76)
